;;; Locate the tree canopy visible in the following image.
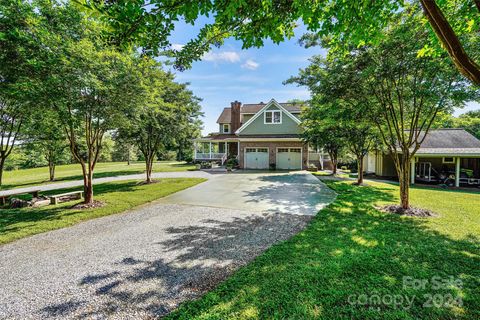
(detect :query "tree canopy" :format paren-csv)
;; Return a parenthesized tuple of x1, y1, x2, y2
(78, 0, 480, 84)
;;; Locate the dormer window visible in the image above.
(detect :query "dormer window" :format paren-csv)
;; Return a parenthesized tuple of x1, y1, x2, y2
(264, 110, 282, 124)
(222, 123, 230, 133)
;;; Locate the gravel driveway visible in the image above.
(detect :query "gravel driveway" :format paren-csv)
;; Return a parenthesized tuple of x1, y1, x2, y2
(1, 204, 312, 319)
(0, 172, 334, 319)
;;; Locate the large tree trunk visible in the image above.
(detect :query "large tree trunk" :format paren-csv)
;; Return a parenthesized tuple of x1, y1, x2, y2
(145, 154, 153, 183)
(398, 156, 411, 210)
(0, 157, 5, 187)
(357, 155, 364, 185)
(329, 151, 338, 175)
(49, 161, 55, 181)
(420, 0, 480, 85)
(84, 166, 94, 204)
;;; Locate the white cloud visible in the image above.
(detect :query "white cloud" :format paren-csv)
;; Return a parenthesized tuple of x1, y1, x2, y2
(171, 43, 184, 51)
(241, 59, 260, 70)
(202, 51, 241, 63)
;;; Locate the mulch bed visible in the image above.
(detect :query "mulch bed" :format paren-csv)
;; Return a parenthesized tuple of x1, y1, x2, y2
(377, 204, 439, 218)
(71, 200, 105, 210)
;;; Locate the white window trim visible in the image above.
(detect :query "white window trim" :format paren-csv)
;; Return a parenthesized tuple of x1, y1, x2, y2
(442, 157, 455, 164)
(222, 123, 230, 133)
(236, 99, 301, 134)
(264, 110, 282, 124)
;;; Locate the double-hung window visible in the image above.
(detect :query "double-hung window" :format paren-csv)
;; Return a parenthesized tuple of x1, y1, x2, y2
(222, 124, 230, 133)
(264, 110, 281, 124)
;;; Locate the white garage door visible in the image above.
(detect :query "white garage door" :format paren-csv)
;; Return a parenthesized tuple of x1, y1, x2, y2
(245, 148, 269, 169)
(276, 148, 302, 170)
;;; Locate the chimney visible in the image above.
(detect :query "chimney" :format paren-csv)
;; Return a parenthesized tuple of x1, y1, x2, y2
(230, 100, 241, 133)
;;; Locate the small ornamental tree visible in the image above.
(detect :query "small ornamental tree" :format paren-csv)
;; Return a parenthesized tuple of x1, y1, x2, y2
(53, 42, 140, 203)
(23, 110, 69, 181)
(356, 13, 475, 209)
(300, 101, 346, 175)
(118, 58, 202, 183)
(287, 56, 378, 184)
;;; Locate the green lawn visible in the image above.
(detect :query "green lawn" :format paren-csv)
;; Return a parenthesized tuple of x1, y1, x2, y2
(167, 180, 480, 319)
(1, 161, 196, 190)
(0, 178, 205, 245)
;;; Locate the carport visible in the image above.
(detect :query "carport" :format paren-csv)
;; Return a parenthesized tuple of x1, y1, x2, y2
(411, 153, 480, 187)
(365, 129, 480, 188)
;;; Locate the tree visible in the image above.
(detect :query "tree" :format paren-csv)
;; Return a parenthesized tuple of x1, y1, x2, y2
(23, 110, 69, 181)
(355, 13, 474, 209)
(81, 0, 480, 84)
(300, 101, 346, 175)
(433, 110, 480, 139)
(117, 58, 201, 183)
(33, 1, 143, 203)
(286, 55, 378, 185)
(0, 0, 39, 186)
(53, 42, 141, 203)
(455, 111, 480, 139)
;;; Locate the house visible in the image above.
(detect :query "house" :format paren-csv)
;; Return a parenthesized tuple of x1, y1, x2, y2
(364, 129, 480, 187)
(193, 99, 328, 170)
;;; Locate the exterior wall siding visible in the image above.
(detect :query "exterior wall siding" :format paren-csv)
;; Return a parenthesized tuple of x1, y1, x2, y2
(239, 106, 301, 135)
(239, 141, 308, 169)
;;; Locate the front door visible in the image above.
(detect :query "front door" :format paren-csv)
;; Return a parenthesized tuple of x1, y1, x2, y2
(276, 148, 302, 170)
(245, 148, 269, 169)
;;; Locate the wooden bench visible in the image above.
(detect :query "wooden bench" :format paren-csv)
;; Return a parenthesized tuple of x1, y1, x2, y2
(50, 191, 84, 205)
(0, 190, 40, 205)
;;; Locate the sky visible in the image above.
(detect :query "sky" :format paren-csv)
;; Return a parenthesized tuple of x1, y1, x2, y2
(164, 19, 479, 136)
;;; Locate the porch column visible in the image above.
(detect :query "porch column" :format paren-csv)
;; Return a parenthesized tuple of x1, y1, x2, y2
(194, 142, 197, 160)
(225, 142, 228, 156)
(455, 157, 461, 187)
(209, 142, 212, 159)
(410, 158, 416, 185)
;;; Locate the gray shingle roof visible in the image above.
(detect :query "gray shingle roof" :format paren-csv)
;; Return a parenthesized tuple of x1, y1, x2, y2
(415, 129, 480, 155)
(216, 102, 304, 123)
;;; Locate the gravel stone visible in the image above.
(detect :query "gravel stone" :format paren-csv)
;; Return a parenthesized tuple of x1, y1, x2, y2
(0, 203, 312, 319)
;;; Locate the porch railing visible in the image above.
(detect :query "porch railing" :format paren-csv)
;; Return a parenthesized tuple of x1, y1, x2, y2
(195, 152, 226, 160)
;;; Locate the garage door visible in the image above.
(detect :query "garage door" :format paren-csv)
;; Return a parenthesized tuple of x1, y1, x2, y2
(245, 148, 269, 169)
(276, 148, 302, 170)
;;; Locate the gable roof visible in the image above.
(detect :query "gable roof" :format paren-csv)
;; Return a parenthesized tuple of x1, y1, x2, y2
(216, 102, 304, 123)
(415, 129, 480, 155)
(236, 99, 301, 134)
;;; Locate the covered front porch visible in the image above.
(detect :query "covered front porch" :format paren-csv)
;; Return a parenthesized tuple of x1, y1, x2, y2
(411, 155, 480, 187)
(193, 138, 239, 164)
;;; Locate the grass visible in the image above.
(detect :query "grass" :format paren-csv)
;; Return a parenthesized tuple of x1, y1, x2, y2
(313, 170, 352, 179)
(1, 161, 196, 190)
(167, 179, 480, 319)
(0, 177, 205, 245)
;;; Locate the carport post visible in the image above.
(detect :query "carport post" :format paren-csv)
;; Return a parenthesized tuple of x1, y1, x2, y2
(410, 158, 415, 185)
(455, 157, 461, 187)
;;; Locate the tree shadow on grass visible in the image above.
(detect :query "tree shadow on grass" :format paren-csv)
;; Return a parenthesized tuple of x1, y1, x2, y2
(37, 181, 480, 319)
(0, 181, 139, 239)
(164, 181, 480, 319)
